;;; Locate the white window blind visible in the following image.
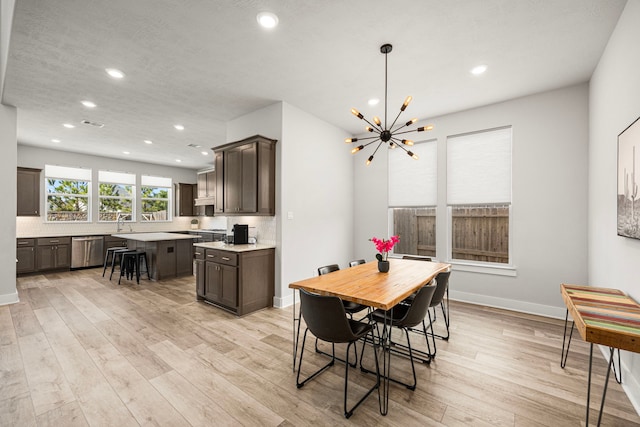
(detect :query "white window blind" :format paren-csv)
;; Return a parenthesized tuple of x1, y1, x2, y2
(447, 127, 512, 205)
(389, 139, 437, 206)
(99, 170, 135, 185)
(45, 164, 91, 181)
(141, 175, 172, 187)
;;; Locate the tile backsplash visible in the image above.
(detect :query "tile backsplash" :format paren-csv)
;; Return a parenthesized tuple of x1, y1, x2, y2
(16, 215, 276, 245)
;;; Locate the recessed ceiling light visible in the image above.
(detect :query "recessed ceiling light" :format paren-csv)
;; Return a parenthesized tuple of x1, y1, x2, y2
(175, 159, 182, 163)
(470, 64, 488, 75)
(174, 124, 184, 131)
(63, 123, 75, 128)
(81, 100, 96, 108)
(368, 98, 380, 106)
(257, 12, 278, 29)
(201, 151, 209, 156)
(106, 68, 125, 79)
(144, 140, 153, 144)
(51, 139, 61, 143)
(123, 151, 130, 155)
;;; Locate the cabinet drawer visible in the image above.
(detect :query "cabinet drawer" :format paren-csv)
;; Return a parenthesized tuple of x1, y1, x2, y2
(37, 237, 71, 246)
(17, 238, 35, 247)
(205, 249, 237, 266)
(194, 248, 205, 260)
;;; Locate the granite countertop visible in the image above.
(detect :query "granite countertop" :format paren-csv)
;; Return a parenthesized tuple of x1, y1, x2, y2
(193, 241, 276, 252)
(112, 232, 200, 242)
(17, 229, 218, 239)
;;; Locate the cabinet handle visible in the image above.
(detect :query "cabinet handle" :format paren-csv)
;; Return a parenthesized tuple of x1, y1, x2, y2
(18, 241, 29, 245)
(222, 257, 230, 261)
(50, 240, 59, 243)
(207, 254, 215, 258)
(194, 252, 202, 256)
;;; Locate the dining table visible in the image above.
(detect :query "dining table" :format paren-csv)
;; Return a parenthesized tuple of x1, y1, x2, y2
(289, 258, 451, 415)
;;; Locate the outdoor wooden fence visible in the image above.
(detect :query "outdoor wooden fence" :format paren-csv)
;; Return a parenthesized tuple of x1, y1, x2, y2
(392, 205, 509, 263)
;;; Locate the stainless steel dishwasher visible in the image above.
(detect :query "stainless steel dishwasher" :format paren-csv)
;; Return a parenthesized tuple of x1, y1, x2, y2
(71, 236, 105, 269)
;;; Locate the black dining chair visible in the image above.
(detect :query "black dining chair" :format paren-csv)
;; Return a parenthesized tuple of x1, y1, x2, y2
(318, 264, 367, 318)
(402, 255, 432, 261)
(296, 288, 380, 419)
(364, 281, 437, 390)
(349, 259, 366, 267)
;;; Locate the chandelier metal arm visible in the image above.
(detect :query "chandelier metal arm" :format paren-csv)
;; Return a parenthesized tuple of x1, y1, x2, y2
(388, 109, 404, 131)
(391, 128, 418, 136)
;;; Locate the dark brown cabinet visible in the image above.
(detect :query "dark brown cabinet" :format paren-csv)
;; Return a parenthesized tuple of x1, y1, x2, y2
(225, 143, 257, 213)
(175, 183, 196, 216)
(197, 247, 275, 316)
(215, 135, 276, 216)
(36, 237, 71, 270)
(17, 167, 41, 216)
(214, 152, 224, 214)
(196, 171, 216, 199)
(16, 239, 36, 274)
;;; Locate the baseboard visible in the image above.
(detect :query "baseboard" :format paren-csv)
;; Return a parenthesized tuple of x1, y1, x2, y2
(599, 346, 640, 417)
(449, 290, 566, 319)
(273, 293, 293, 309)
(0, 291, 19, 306)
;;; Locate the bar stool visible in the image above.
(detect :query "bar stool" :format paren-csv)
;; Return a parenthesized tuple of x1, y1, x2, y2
(102, 246, 129, 277)
(109, 248, 136, 280)
(119, 250, 150, 285)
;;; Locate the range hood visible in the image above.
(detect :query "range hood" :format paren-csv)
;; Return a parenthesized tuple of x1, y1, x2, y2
(194, 197, 215, 206)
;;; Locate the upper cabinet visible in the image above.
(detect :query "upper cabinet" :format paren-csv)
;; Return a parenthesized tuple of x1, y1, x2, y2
(174, 183, 196, 216)
(214, 135, 276, 216)
(17, 167, 41, 216)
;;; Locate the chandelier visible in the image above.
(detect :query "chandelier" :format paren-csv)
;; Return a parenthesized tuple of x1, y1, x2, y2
(345, 43, 433, 165)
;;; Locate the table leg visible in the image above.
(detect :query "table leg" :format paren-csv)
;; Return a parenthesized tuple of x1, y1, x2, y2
(596, 347, 615, 426)
(379, 307, 393, 416)
(292, 290, 302, 372)
(560, 309, 574, 368)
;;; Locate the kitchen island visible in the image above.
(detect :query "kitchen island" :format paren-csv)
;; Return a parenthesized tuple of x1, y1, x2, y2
(193, 242, 275, 315)
(113, 232, 199, 281)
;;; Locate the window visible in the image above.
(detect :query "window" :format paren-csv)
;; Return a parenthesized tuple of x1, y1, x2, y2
(98, 170, 135, 222)
(141, 175, 172, 221)
(388, 139, 437, 257)
(45, 165, 91, 222)
(447, 127, 512, 265)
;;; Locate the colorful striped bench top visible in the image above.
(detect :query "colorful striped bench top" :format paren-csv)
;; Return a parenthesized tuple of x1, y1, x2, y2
(561, 283, 640, 353)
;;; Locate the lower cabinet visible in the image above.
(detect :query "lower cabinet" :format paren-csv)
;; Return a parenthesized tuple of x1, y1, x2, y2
(36, 237, 71, 270)
(16, 239, 36, 274)
(197, 247, 274, 316)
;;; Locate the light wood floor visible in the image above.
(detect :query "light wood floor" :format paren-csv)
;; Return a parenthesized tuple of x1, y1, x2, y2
(2, 268, 639, 426)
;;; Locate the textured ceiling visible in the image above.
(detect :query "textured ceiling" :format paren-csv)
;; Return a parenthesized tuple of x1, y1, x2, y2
(2, 0, 627, 170)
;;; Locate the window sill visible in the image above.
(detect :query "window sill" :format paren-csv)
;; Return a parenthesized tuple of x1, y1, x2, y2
(448, 261, 517, 277)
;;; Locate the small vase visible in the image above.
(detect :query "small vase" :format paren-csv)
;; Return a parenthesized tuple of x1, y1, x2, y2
(378, 260, 390, 273)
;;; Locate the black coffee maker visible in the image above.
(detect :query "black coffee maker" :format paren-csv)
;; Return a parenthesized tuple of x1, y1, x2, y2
(232, 224, 249, 244)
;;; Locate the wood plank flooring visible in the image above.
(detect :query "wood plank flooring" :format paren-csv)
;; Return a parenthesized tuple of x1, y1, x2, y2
(2, 268, 639, 426)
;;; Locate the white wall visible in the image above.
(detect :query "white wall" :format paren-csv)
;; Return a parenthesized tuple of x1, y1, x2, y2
(1, 0, 16, 100)
(17, 145, 200, 236)
(279, 102, 354, 305)
(589, 0, 640, 413)
(226, 102, 354, 306)
(354, 83, 589, 317)
(0, 104, 18, 305)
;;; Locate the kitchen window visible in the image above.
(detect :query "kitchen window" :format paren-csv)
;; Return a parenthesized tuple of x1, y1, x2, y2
(44, 165, 91, 222)
(141, 175, 172, 222)
(98, 170, 135, 222)
(447, 127, 512, 265)
(388, 139, 437, 257)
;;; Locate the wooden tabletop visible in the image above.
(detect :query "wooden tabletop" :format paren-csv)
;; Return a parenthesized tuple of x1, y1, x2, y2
(561, 283, 640, 353)
(289, 259, 451, 310)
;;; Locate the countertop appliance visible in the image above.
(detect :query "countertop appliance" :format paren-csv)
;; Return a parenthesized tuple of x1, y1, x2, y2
(71, 236, 104, 269)
(233, 224, 249, 244)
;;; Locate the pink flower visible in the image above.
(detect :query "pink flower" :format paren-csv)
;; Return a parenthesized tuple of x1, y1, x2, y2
(370, 235, 400, 261)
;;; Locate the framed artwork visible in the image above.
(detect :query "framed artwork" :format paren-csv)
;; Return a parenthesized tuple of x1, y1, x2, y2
(618, 116, 640, 239)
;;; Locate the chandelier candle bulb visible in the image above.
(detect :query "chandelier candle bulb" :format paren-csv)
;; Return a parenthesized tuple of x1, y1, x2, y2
(366, 126, 374, 132)
(417, 125, 434, 132)
(401, 96, 412, 111)
(402, 139, 414, 146)
(374, 116, 381, 126)
(366, 155, 374, 165)
(351, 108, 363, 119)
(352, 145, 364, 154)
(345, 138, 357, 143)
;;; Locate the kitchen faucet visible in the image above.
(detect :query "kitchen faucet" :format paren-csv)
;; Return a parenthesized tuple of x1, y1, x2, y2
(116, 212, 124, 232)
